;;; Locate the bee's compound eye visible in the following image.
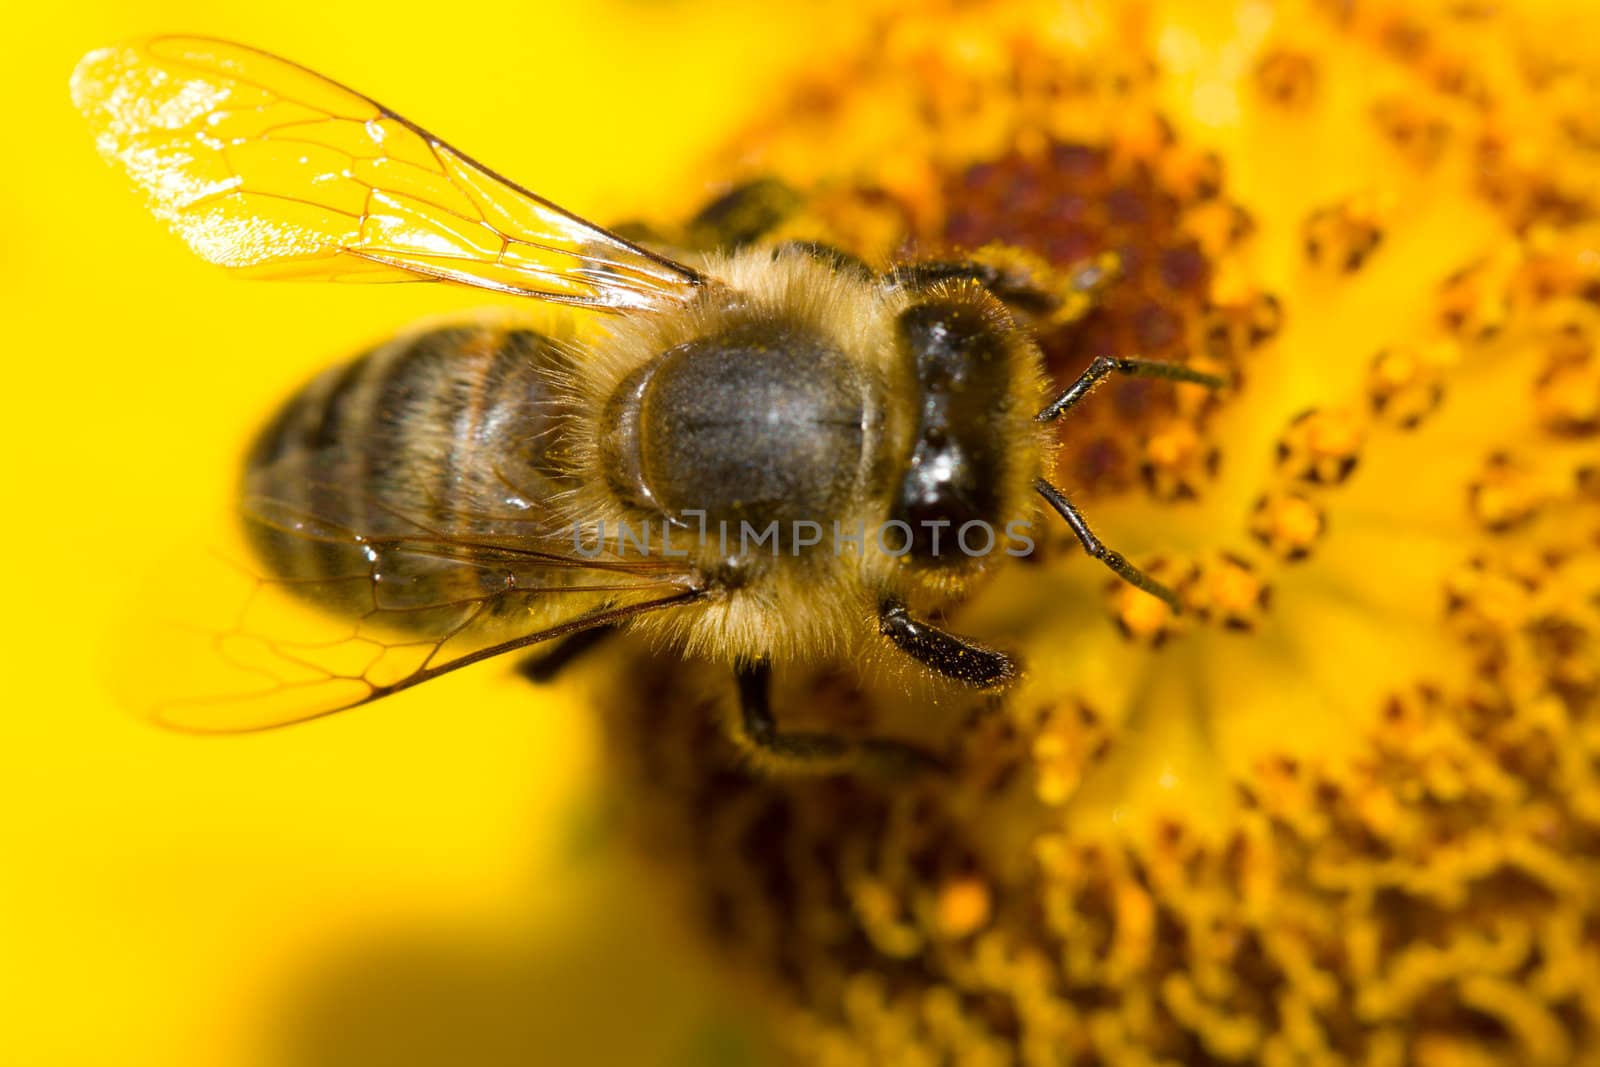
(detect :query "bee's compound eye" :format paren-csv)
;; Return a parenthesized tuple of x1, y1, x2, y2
(890, 298, 1016, 564)
(639, 320, 868, 538)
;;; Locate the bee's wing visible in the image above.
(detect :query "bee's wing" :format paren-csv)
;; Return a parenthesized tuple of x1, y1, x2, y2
(70, 36, 702, 310)
(107, 452, 705, 733)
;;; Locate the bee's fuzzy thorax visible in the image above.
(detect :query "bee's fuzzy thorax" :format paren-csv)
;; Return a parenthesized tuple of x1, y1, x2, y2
(551, 245, 1054, 674)
(553, 245, 917, 666)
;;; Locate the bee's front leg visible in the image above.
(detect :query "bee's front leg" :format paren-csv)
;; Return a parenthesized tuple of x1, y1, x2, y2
(877, 599, 1016, 690)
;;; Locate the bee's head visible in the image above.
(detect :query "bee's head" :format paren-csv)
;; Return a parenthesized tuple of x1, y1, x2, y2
(886, 282, 1050, 590)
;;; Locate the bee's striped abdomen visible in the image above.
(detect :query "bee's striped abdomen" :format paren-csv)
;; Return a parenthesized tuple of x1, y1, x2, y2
(242, 323, 578, 620)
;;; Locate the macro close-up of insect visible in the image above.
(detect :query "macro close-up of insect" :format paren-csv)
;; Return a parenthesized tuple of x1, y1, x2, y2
(71, 36, 1223, 764)
(19, 1, 1600, 1063)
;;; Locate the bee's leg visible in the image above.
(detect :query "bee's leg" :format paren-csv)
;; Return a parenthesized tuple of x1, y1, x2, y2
(1035, 355, 1228, 424)
(877, 599, 1016, 690)
(732, 662, 945, 777)
(889, 249, 1120, 325)
(770, 239, 874, 280)
(614, 178, 805, 257)
(1034, 478, 1184, 612)
(516, 625, 617, 684)
(734, 661, 849, 763)
(685, 177, 805, 250)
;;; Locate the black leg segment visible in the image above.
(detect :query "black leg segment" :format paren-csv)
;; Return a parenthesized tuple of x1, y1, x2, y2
(516, 624, 617, 684)
(878, 599, 1016, 689)
(685, 177, 804, 249)
(734, 661, 850, 763)
(771, 239, 874, 280)
(889, 251, 1120, 323)
(732, 662, 946, 776)
(889, 259, 1060, 317)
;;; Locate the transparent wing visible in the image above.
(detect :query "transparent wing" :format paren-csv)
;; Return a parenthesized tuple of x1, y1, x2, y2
(70, 36, 703, 309)
(107, 452, 705, 733)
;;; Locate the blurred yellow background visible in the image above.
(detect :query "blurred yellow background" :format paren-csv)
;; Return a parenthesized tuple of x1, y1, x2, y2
(1, 2, 846, 1064)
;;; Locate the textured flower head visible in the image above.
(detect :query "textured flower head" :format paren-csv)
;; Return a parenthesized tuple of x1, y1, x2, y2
(597, 0, 1600, 1064)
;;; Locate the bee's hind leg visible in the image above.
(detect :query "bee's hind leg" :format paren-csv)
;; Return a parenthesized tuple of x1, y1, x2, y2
(517, 625, 617, 684)
(732, 662, 945, 778)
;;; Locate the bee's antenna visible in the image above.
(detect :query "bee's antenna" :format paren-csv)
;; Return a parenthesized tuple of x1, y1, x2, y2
(1034, 478, 1184, 613)
(1031, 355, 1226, 610)
(1036, 356, 1227, 423)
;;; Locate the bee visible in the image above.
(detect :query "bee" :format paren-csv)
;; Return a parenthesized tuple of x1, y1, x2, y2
(74, 37, 1223, 766)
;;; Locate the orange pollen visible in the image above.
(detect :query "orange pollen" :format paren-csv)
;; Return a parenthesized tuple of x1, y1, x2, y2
(932, 877, 993, 939)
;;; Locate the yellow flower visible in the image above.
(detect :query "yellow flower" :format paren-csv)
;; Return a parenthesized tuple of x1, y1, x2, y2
(597, 1, 1600, 1064)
